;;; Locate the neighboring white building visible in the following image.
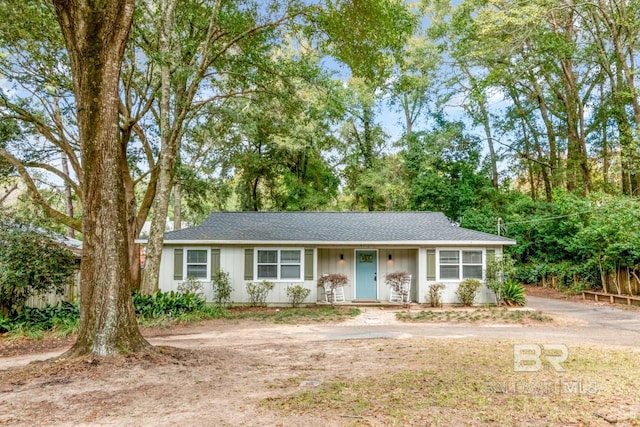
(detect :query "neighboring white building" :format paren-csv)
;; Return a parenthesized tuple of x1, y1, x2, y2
(151, 211, 516, 305)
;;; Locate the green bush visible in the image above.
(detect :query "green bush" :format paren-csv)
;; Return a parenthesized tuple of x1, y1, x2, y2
(212, 270, 233, 307)
(455, 279, 482, 306)
(0, 314, 11, 333)
(246, 281, 274, 307)
(485, 254, 516, 305)
(286, 284, 311, 308)
(0, 214, 77, 317)
(502, 280, 526, 306)
(0, 301, 79, 334)
(132, 291, 205, 319)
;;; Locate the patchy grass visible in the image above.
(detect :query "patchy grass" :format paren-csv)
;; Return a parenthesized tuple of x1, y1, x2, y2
(230, 306, 361, 323)
(396, 307, 553, 323)
(262, 340, 640, 426)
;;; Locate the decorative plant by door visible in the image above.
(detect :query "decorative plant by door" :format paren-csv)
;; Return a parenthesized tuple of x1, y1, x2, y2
(317, 273, 349, 305)
(385, 271, 411, 306)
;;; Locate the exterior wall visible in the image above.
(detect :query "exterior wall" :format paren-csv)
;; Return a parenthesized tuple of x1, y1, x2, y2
(317, 248, 355, 300)
(159, 246, 318, 305)
(416, 246, 504, 305)
(377, 248, 417, 302)
(159, 244, 506, 306)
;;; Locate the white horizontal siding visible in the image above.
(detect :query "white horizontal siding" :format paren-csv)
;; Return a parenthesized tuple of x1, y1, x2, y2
(160, 246, 317, 305)
(160, 244, 506, 305)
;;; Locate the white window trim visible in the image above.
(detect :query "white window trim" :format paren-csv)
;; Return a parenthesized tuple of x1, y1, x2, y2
(254, 248, 304, 282)
(183, 247, 211, 281)
(436, 248, 485, 281)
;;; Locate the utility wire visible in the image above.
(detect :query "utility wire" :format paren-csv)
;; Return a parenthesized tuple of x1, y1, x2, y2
(503, 209, 596, 226)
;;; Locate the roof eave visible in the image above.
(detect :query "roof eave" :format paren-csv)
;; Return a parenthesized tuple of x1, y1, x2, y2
(144, 239, 517, 246)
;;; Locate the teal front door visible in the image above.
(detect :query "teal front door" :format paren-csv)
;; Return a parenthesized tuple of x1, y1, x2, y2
(355, 250, 378, 299)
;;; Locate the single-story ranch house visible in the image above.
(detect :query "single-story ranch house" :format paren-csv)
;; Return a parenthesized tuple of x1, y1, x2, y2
(155, 211, 516, 305)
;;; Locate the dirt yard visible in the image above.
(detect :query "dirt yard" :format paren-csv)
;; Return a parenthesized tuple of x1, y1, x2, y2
(2, 289, 640, 426)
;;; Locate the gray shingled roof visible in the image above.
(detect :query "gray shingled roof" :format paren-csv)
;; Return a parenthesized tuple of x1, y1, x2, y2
(163, 212, 515, 244)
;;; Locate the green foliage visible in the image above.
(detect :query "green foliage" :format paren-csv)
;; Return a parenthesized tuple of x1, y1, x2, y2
(501, 280, 526, 306)
(485, 254, 516, 305)
(0, 213, 77, 317)
(496, 192, 640, 292)
(0, 302, 79, 335)
(0, 292, 228, 335)
(246, 281, 275, 307)
(314, 0, 417, 83)
(211, 270, 233, 307)
(428, 283, 446, 308)
(455, 278, 482, 306)
(403, 117, 496, 221)
(286, 285, 311, 308)
(132, 291, 205, 319)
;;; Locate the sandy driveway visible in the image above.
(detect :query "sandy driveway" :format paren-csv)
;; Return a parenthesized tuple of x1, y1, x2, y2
(2, 296, 639, 371)
(2, 297, 640, 426)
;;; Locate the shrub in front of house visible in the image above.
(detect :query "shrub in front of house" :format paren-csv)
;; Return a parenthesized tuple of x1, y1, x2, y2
(211, 270, 233, 307)
(177, 276, 204, 297)
(246, 280, 275, 307)
(501, 280, 526, 306)
(317, 273, 349, 305)
(385, 271, 411, 304)
(456, 279, 482, 306)
(286, 284, 311, 308)
(428, 283, 446, 308)
(485, 254, 516, 305)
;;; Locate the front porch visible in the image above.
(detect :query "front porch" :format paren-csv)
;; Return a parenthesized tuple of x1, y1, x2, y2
(316, 247, 419, 303)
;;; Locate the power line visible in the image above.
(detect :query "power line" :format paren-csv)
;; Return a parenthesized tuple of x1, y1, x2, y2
(503, 210, 595, 225)
(497, 208, 598, 236)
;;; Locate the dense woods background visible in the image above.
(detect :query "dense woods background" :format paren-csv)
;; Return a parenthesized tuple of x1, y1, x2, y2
(2, 0, 640, 297)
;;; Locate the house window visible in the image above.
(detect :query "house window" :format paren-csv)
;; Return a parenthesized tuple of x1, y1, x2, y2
(256, 249, 303, 281)
(439, 250, 460, 280)
(185, 248, 209, 279)
(438, 250, 483, 280)
(462, 250, 483, 279)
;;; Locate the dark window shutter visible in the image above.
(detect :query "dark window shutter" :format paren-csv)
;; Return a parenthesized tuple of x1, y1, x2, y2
(211, 248, 221, 280)
(244, 248, 254, 280)
(426, 249, 436, 281)
(304, 248, 314, 281)
(173, 248, 184, 280)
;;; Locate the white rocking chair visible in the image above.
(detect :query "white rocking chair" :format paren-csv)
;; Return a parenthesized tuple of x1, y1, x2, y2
(389, 274, 412, 304)
(324, 283, 346, 303)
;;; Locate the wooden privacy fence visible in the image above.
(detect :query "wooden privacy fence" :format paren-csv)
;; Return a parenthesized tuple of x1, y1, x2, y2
(538, 267, 640, 296)
(25, 271, 80, 308)
(601, 268, 640, 296)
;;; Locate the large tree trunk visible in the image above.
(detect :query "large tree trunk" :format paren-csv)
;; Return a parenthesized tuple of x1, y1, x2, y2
(53, 0, 150, 357)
